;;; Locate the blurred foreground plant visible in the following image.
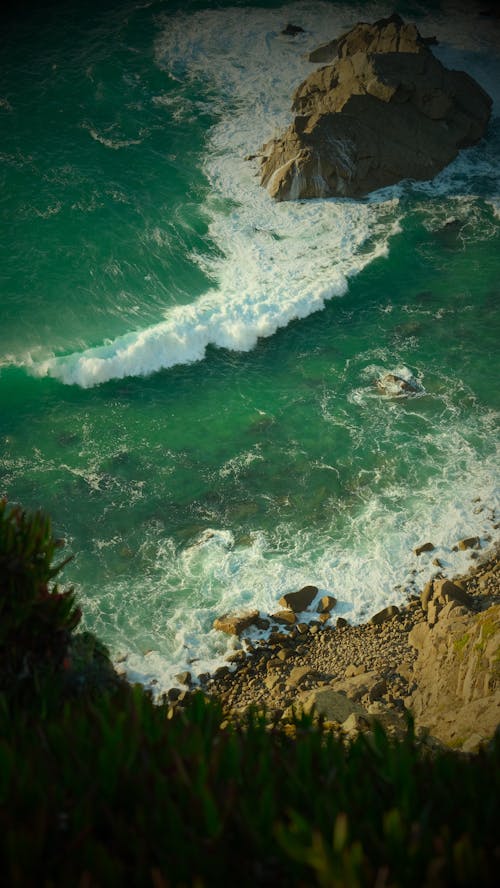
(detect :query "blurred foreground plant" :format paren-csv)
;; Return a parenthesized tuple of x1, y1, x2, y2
(0, 498, 80, 696)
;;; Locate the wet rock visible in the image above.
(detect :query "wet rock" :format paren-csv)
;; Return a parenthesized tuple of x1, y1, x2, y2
(376, 372, 423, 397)
(414, 541, 435, 556)
(213, 610, 260, 636)
(271, 610, 297, 625)
(316, 594, 337, 614)
(336, 617, 349, 629)
(227, 651, 246, 664)
(458, 536, 480, 551)
(279, 584, 318, 612)
(281, 23, 304, 37)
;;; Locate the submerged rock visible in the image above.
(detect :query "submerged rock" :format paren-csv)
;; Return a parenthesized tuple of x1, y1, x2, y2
(376, 371, 423, 397)
(259, 14, 491, 201)
(281, 23, 304, 37)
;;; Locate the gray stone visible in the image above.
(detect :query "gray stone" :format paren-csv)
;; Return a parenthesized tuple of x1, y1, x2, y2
(299, 688, 368, 723)
(287, 665, 321, 688)
(308, 38, 339, 64)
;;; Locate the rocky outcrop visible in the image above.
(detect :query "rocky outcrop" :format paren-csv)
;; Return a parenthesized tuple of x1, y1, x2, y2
(407, 603, 500, 750)
(376, 372, 424, 397)
(259, 14, 492, 200)
(191, 547, 500, 752)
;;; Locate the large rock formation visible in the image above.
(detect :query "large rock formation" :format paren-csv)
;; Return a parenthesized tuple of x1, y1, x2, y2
(259, 14, 492, 200)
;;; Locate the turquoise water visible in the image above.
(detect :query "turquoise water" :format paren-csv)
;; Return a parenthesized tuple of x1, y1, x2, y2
(1, 0, 499, 688)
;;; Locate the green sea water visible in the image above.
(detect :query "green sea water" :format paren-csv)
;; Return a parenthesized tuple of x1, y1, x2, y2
(1, 0, 499, 688)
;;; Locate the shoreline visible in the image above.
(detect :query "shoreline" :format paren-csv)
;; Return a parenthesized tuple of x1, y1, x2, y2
(166, 539, 500, 752)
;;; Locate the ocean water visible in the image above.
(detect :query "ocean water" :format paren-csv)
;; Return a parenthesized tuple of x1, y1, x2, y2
(1, 0, 499, 690)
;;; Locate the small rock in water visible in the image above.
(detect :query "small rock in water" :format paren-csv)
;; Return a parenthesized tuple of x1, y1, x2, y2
(279, 585, 318, 613)
(316, 594, 337, 614)
(376, 372, 423, 397)
(213, 610, 260, 636)
(414, 541, 435, 556)
(458, 536, 480, 551)
(281, 23, 304, 36)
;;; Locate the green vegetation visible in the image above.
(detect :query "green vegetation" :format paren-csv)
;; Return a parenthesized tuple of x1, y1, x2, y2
(0, 502, 499, 886)
(453, 633, 471, 656)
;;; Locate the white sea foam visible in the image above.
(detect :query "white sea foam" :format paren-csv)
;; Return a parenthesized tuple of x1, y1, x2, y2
(30, 1, 500, 387)
(112, 432, 499, 694)
(81, 121, 144, 150)
(32, 1, 404, 387)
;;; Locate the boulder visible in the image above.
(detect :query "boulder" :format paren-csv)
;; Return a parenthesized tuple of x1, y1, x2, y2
(333, 670, 385, 703)
(370, 605, 400, 626)
(458, 536, 480, 551)
(299, 687, 368, 723)
(271, 610, 297, 625)
(259, 14, 491, 200)
(376, 372, 423, 397)
(213, 610, 260, 636)
(433, 578, 471, 608)
(279, 584, 318, 612)
(414, 541, 435, 556)
(316, 594, 337, 614)
(282, 23, 304, 37)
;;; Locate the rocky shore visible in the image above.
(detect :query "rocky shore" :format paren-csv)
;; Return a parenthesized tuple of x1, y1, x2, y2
(167, 543, 500, 753)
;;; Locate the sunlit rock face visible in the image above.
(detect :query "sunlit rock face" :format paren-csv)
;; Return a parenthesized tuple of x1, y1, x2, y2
(259, 14, 492, 201)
